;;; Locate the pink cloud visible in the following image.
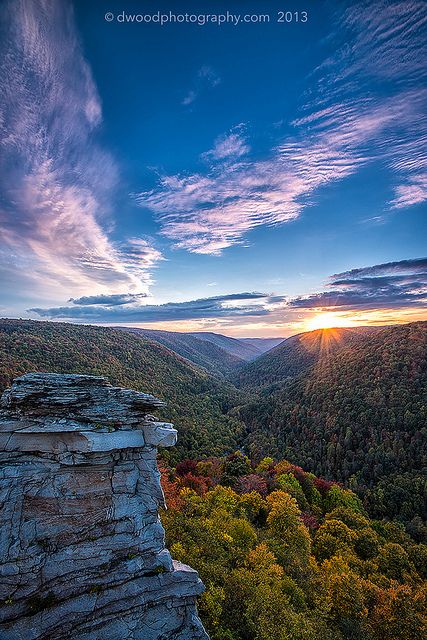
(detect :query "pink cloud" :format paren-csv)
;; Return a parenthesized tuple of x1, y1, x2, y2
(137, 93, 423, 255)
(136, 1, 427, 255)
(0, 0, 162, 302)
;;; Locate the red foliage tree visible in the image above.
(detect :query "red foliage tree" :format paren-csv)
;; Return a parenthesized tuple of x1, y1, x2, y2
(178, 472, 212, 495)
(313, 477, 336, 496)
(159, 462, 183, 510)
(235, 474, 269, 497)
(176, 459, 199, 476)
(300, 512, 320, 531)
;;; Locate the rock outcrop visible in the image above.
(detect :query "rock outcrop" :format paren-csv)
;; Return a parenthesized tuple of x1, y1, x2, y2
(0, 373, 209, 640)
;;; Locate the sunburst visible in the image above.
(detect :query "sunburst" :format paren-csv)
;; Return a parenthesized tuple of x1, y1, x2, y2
(305, 312, 354, 332)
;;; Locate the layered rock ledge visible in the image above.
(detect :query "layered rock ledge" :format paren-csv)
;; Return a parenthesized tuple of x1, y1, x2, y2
(0, 373, 209, 640)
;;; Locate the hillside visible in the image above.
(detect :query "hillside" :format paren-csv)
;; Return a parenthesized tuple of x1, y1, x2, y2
(240, 337, 284, 353)
(2, 318, 426, 523)
(189, 331, 262, 361)
(0, 319, 245, 460)
(235, 326, 383, 389)
(239, 322, 427, 495)
(117, 327, 245, 376)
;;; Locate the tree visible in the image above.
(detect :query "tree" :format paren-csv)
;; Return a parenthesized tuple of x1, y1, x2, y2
(266, 492, 312, 578)
(221, 451, 252, 487)
(370, 584, 427, 640)
(235, 474, 268, 497)
(313, 519, 356, 562)
(377, 543, 412, 581)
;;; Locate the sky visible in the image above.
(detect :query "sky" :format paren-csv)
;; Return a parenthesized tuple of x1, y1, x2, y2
(0, 0, 426, 337)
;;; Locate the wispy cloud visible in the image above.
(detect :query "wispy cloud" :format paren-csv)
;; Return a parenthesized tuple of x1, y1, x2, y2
(290, 258, 427, 310)
(182, 65, 221, 105)
(389, 173, 427, 208)
(202, 130, 250, 162)
(137, 1, 427, 255)
(310, 0, 427, 210)
(29, 292, 275, 322)
(0, 0, 161, 301)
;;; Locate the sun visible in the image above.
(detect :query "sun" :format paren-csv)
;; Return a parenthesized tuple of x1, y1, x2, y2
(305, 312, 354, 331)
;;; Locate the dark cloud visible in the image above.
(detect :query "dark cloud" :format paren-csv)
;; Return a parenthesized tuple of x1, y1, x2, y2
(290, 291, 426, 310)
(29, 292, 271, 322)
(69, 293, 148, 306)
(290, 258, 427, 310)
(331, 258, 427, 280)
(331, 274, 427, 288)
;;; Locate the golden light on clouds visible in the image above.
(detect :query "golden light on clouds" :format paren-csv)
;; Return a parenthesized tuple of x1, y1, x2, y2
(108, 306, 427, 338)
(298, 307, 427, 336)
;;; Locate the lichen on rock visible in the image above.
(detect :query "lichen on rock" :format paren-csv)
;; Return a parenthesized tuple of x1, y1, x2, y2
(0, 373, 209, 639)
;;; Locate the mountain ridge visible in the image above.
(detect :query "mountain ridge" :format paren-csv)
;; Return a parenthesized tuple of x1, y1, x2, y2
(188, 331, 264, 361)
(115, 326, 245, 376)
(239, 321, 427, 493)
(235, 325, 388, 389)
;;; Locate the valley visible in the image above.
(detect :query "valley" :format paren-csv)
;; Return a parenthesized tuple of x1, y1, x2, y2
(0, 318, 426, 524)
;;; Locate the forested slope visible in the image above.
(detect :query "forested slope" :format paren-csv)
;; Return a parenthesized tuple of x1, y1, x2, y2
(118, 326, 245, 376)
(162, 452, 427, 640)
(0, 319, 245, 460)
(239, 322, 427, 494)
(235, 326, 382, 389)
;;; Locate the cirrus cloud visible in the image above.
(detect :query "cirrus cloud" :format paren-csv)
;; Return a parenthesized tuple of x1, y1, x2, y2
(136, 1, 427, 256)
(182, 65, 221, 106)
(0, 0, 162, 302)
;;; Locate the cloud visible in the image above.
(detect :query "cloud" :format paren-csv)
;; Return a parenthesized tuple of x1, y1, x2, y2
(182, 91, 197, 107)
(202, 131, 250, 162)
(29, 292, 274, 322)
(290, 258, 427, 310)
(0, 0, 161, 301)
(389, 174, 427, 209)
(307, 0, 427, 210)
(331, 258, 427, 279)
(137, 1, 427, 255)
(29, 259, 425, 327)
(182, 65, 221, 105)
(336, 0, 426, 83)
(69, 293, 148, 306)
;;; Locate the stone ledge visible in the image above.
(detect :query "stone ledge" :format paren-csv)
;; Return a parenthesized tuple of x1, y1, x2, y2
(0, 373, 208, 640)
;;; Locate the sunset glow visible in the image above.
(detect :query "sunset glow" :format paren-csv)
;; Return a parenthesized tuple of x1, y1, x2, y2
(0, 0, 425, 335)
(305, 312, 356, 332)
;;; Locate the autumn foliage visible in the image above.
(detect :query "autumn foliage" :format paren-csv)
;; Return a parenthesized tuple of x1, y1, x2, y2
(160, 453, 427, 640)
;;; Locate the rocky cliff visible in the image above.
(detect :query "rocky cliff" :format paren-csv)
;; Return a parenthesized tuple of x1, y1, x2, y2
(0, 373, 209, 640)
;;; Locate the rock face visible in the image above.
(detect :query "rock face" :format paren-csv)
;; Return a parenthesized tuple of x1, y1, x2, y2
(0, 373, 209, 640)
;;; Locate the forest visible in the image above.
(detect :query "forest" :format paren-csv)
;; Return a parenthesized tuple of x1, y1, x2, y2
(0, 319, 425, 527)
(161, 452, 427, 640)
(238, 322, 427, 523)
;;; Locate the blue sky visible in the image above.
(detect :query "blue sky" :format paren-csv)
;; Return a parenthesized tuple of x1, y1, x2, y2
(0, 0, 426, 336)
